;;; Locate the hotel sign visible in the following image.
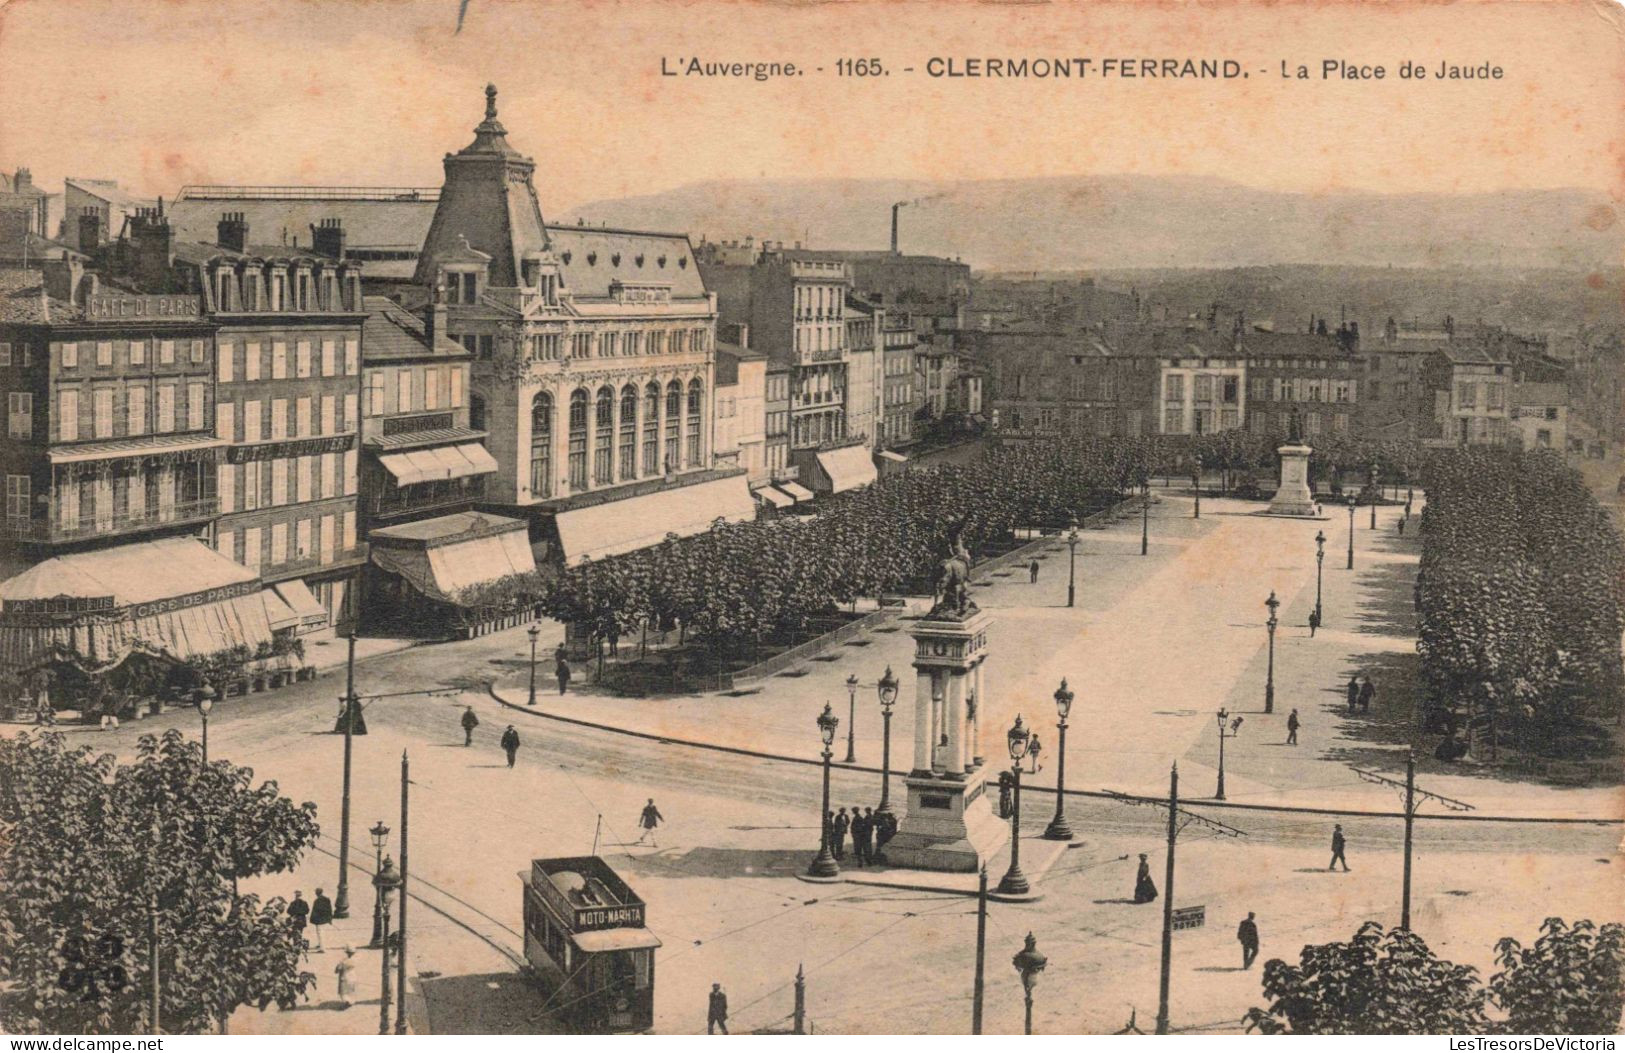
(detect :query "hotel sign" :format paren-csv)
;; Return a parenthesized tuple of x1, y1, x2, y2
(228, 434, 354, 463)
(85, 295, 201, 321)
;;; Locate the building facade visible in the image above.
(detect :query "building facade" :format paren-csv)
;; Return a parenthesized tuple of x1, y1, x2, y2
(880, 309, 917, 447)
(844, 296, 880, 449)
(0, 169, 50, 237)
(1421, 344, 1513, 446)
(713, 346, 768, 486)
(1240, 329, 1363, 438)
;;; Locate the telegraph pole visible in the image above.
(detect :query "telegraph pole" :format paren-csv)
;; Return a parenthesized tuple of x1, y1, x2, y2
(1157, 765, 1177, 1035)
(395, 750, 409, 1034)
(1354, 755, 1473, 931)
(972, 867, 988, 1034)
(334, 634, 356, 919)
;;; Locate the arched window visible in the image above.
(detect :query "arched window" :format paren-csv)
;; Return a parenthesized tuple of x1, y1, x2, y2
(642, 382, 661, 476)
(529, 392, 552, 498)
(618, 384, 638, 481)
(567, 389, 588, 491)
(664, 381, 682, 472)
(594, 386, 614, 485)
(686, 378, 704, 467)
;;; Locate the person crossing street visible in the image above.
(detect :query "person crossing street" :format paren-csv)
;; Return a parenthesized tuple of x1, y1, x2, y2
(461, 705, 479, 747)
(1328, 823, 1350, 871)
(707, 983, 729, 1034)
(1286, 708, 1300, 746)
(500, 725, 521, 768)
(1237, 912, 1260, 969)
(636, 798, 665, 846)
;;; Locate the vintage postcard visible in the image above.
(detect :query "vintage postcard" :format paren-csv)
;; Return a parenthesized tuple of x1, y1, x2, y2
(0, 0, 1622, 1040)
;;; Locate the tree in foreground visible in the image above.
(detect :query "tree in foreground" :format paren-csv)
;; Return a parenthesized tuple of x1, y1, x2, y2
(1489, 918, 1625, 1034)
(0, 729, 320, 1033)
(1243, 921, 1488, 1034)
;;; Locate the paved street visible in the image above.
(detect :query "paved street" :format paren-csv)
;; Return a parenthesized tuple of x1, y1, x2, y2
(29, 492, 1623, 1035)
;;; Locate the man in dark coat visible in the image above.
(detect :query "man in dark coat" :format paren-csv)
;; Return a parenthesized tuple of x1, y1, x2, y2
(831, 808, 849, 861)
(310, 888, 334, 952)
(1346, 675, 1360, 714)
(1358, 675, 1376, 713)
(287, 891, 310, 957)
(1028, 558, 1040, 584)
(1329, 823, 1350, 871)
(707, 983, 729, 1034)
(1286, 709, 1301, 746)
(556, 657, 572, 696)
(852, 807, 873, 866)
(637, 799, 665, 846)
(461, 705, 479, 747)
(1237, 912, 1260, 969)
(500, 725, 521, 768)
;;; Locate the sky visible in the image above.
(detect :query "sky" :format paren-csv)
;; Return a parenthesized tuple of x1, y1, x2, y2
(1, 0, 1621, 212)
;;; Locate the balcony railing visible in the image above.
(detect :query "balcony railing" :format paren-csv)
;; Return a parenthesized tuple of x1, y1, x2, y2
(2, 497, 218, 543)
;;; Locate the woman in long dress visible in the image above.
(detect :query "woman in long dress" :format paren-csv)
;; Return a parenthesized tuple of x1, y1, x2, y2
(1133, 853, 1158, 903)
(334, 947, 356, 1008)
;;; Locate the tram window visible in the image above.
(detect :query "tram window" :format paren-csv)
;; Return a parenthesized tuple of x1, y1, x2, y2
(633, 950, 651, 989)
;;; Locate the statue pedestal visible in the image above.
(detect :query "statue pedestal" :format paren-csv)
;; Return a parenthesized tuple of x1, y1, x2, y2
(1268, 442, 1317, 517)
(884, 772, 1008, 873)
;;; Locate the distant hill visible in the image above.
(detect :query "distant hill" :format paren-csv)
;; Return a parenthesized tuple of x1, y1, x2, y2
(562, 176, 1622, 272)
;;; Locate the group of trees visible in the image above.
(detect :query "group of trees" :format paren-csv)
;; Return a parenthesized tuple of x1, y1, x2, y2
(1246, 918, 1625, 1034)
(1416, 448, 1625, 754)
(0, 730, 320, 1033)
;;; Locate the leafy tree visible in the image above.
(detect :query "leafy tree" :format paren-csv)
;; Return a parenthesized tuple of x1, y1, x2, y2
(1244, 921, 1488, 1034)
(0, 730, 320, 1034)
(1489, 918, 1625, 1034)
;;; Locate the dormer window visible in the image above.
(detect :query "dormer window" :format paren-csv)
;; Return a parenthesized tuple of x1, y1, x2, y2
(444, 270, 480, 305)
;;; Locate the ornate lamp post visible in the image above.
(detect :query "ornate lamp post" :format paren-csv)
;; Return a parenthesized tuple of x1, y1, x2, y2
(1066, 519, 1080, 607)
(844, 674, 858, 764)
(1346, 494, 1357, 570)
(806, 703, 841, 879)
(875, 666, 898, 816)
(996, 716, 1039, 895)
(1012, 932, 1048, 1035)
(1264, 591, 1280, 714)
(526, 623, 541, 706)
(1043, 680, 1076, 841)
(1314, 530, 1326, 624)
(1369, 463, 1379, 529)
(194, 687, 215, 765)
(1192, 455, 1203, 519)
(368, 820, 391, 948)
(1215, 708, 1243, 800)
(373, 856, 401, 1035)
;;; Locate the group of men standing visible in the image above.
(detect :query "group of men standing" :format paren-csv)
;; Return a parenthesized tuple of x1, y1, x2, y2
(828, 806, 895, 866)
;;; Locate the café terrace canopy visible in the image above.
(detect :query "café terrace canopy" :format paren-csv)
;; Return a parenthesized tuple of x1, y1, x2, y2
(368, 511, 536, 604)
(376, 443, 499, 486)
(552, 474, 756, 566)
(0, 537, 278, 673)
(814, 444, 879, 494)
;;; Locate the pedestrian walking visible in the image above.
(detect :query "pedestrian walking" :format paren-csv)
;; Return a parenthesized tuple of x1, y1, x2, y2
(1307, 608, 1320, 637)
(852, 807, 874, 867)
(1133, 853, 1158, 903)
(556, 656, 572, 696)
(607, 625, 620, 658)
(461, 705, 479, 747)
(1237, 912, 1260, 969)
(1286, 708, 1300, 746)
(288, 891, 310, 957)
(1328, 823, 1350, 871)
(831, 808, 849, 861)
(310, 888, 333, 952)
(500, 725, 521, 768)
(334, 948, 356, 1009)
(636, 798, 664, 846)
(1358, 674, 1376, 713)
(1028, 558, 1040, 584)
(1346, 674, 1360, 715)
(1397, 516, 1407, 537)
(707, 983, 729, 1034)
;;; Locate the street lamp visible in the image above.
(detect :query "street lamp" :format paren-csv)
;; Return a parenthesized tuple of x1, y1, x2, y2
(1066, 519, 1080, 608)
(1192, 455, 1203, 519)
(1141, 475, 1151, 557)
(1314, 530, 1326, 624)
(806, 703, 841, 879)
(368, 820, 391, 948)
(372, 856, 402, 1035)
(1346, 494, 1357, 569)
(876, 666, 899, 817)
(526, 623, 541, 706)
(1043, 680, 1076, 842)
(1215, 708, 1243, 801)
(194, 687, 215, 765)
(1264, 591, 1280, 715)
(1011, 932, 1048, 1035)
(996, 716, 1037, 896)
(1369, 463, 1379, 529)
(844, 674, 858, 764)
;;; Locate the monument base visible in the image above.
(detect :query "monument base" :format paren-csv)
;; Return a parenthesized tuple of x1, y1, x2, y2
(1268, 441, 1318, 517)
(884, 769, 1009, 873)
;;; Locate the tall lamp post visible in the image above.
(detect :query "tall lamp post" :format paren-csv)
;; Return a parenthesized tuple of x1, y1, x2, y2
(1369, 463, 1379, 529)
(1141, 476, 1151, 556)
(526, 623, 540, 706)
(334, 634, 358, 920)
(373, 856, 401, 1036)
(844, 674, 858, 763)
(1346, 494, 1357, 570)
(1066, 519, 1080, 608)
(1043, 680, 1076, 842)
(1011, 932, 1049, 1035)
(806, 703, 841, 879)
(1314, 530, 1326, 624)
(1263, 591, 1280, 714)
(194, 687, 215, 765)
(875, 666, 898, 816)
(368, 820, 390, 948)
(1215, 708, 1243, 801)
(1192, 455, 1203, 519)
(996, 716, 1041, 895)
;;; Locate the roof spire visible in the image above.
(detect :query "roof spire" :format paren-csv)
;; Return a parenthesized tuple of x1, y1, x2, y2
(485, 82, 498, 122)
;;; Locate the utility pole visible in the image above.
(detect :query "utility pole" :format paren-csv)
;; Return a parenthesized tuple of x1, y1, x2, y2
(1354, 756, 1473, 931)
(972, 867, 987, 1034)
(335, 635, 356, 919)
(395, 750, 409, 1034)
(1141, 483, 1150, 556)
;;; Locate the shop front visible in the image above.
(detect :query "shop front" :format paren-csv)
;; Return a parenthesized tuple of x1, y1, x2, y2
(365, 510, 540, 639)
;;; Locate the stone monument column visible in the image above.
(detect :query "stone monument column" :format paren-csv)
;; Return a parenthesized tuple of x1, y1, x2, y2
(912, 672, 933, 775)
(944, 671, 967, 777)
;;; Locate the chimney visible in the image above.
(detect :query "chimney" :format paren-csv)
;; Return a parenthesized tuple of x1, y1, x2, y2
(891, 202, 901, 254)
(13, 168, 32, 192)
(217, 211, 248, 252)
(78, 208, 101, 252)
(42, 257, 85, 302)
(425, 302, 448, 347)
(129, 207, 174, 291)
(311, 218, 346, 260)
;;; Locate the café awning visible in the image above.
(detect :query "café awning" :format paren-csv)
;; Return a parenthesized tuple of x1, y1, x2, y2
(368, 511, 536, 604)
(877, 450, 908, 463)
(261, 589, 301, 632)
(553, 474, 756, 565)
(0, 537, 272, 673)
(814, 444, 878, 494)
(776, 481, 815, 503)
(272, 579, 329, 628)
(570, 927, 664, 953)
(378, 443, 498, 485)
(754, 486, 794, 509)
